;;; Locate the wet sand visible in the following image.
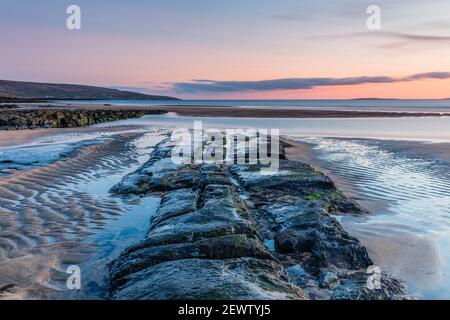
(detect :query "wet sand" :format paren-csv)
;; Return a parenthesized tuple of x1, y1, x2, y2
(0, 130, 165, 299)
(1, 111, 449, 299)
(0, 125, 151, 148)
(283, 136, 450, 299)
(0, 127, 104, 147)
(282, 138, 315, 163)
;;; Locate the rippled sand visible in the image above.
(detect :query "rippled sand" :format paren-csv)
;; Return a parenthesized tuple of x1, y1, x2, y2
(0, 130, 164, 299)
(2, 121, 449, 299)
(285, 137, 450, 299)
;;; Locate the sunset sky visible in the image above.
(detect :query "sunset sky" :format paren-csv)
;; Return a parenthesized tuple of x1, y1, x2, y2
(2, 0, 450, 99)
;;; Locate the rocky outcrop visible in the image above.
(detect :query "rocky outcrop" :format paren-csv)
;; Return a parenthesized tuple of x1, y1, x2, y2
(0, 109, 167, 130)
(112, 258, 305, 300)
(109, 136, 408, 300)
(0, 105, 18, 109)
(109, 139, 306, 300)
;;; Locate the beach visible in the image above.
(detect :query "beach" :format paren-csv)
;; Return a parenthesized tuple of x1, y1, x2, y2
(0, 128, 167, 299)
(4, 0, 450, 307)
(0, 103, 449, 299)
(283, 137, 450, 299)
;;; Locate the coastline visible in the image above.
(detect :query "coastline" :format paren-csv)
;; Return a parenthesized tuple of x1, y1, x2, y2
(4, 0, 450, 305)
(0, 105, 448, 299)
(9, 103, 450, 118)
(0, 108, 167, 130)
(1, 119, 448, 299)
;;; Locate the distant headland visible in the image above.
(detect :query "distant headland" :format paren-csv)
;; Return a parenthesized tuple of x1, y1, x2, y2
(0, 79, 179, 102)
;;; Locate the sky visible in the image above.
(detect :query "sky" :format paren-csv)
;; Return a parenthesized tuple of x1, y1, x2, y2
(1, 0, 450, 99)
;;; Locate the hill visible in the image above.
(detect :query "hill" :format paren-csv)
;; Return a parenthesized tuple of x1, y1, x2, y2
(0, 79, 178, 101)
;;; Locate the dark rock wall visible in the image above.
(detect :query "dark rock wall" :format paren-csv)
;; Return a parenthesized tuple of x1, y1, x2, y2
(0, 109, 167, 130)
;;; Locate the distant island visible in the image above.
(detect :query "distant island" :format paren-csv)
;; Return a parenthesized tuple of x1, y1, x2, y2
(0, 79, 179, 102)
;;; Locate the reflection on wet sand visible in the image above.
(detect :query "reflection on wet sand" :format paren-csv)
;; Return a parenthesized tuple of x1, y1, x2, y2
(0, 131, 164, 299)
(348, 220, 443, 294)
(286, 137, 450, 299)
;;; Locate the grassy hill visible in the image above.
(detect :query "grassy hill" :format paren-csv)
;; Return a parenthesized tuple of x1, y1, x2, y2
(0, 79, 178, 101)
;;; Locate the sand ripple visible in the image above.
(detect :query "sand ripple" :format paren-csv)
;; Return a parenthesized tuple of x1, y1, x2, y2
(0, 132, 149, 299)
(290, 137, 450, 299)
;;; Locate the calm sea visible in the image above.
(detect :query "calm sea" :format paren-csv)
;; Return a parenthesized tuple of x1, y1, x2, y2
(54, 99, 450, 113)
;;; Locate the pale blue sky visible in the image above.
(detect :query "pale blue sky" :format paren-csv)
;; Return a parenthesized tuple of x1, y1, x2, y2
(1, 0, 450, 98)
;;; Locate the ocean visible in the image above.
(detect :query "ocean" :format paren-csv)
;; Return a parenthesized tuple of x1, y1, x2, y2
(54, 99, 450, 113)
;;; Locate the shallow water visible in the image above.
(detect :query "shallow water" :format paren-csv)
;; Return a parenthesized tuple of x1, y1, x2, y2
(0, 139, 100, 175)
(0, 128, 157, 174)
(94, 113, 450, 142)
(97, 114, 450, 299)
(0, 130, 165, 299)
(1, 111, 449, 299)
(54, 99, 450, 113)
(289, 137, 450, 299)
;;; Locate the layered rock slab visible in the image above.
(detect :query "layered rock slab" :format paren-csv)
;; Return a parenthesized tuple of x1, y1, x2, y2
(110, 146, 306, 299)
(109, 136, 407, 300)
(229, 150, 407, 299)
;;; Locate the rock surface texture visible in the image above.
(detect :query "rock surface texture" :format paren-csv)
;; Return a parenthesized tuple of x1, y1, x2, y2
(109, 136, 408, 300)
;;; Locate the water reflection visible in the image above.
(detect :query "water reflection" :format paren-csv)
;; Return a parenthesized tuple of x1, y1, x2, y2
(292, 137, 450, 299)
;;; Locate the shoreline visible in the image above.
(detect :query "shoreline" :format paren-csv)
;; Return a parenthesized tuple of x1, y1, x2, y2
(0, 108, 167, 130)
(0, 125, 147, 148)
(9, 103, 450, 118)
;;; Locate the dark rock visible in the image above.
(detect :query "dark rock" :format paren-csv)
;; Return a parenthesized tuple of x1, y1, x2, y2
(274, 211, 372, 270)
(112, 258, 306, 300)
(0, 109, 167, 130)
(230, 162, 336, 194)
(150, 188, 198, 228)
(110, 172, 153, 194)
(141, 202, 257, 247)
(318, 271, 340, 289)
(0, 104, 18, 109)
(110, 234, 274, 290)
(108, 131, 408, 300)
(331, 272, 408, 300)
